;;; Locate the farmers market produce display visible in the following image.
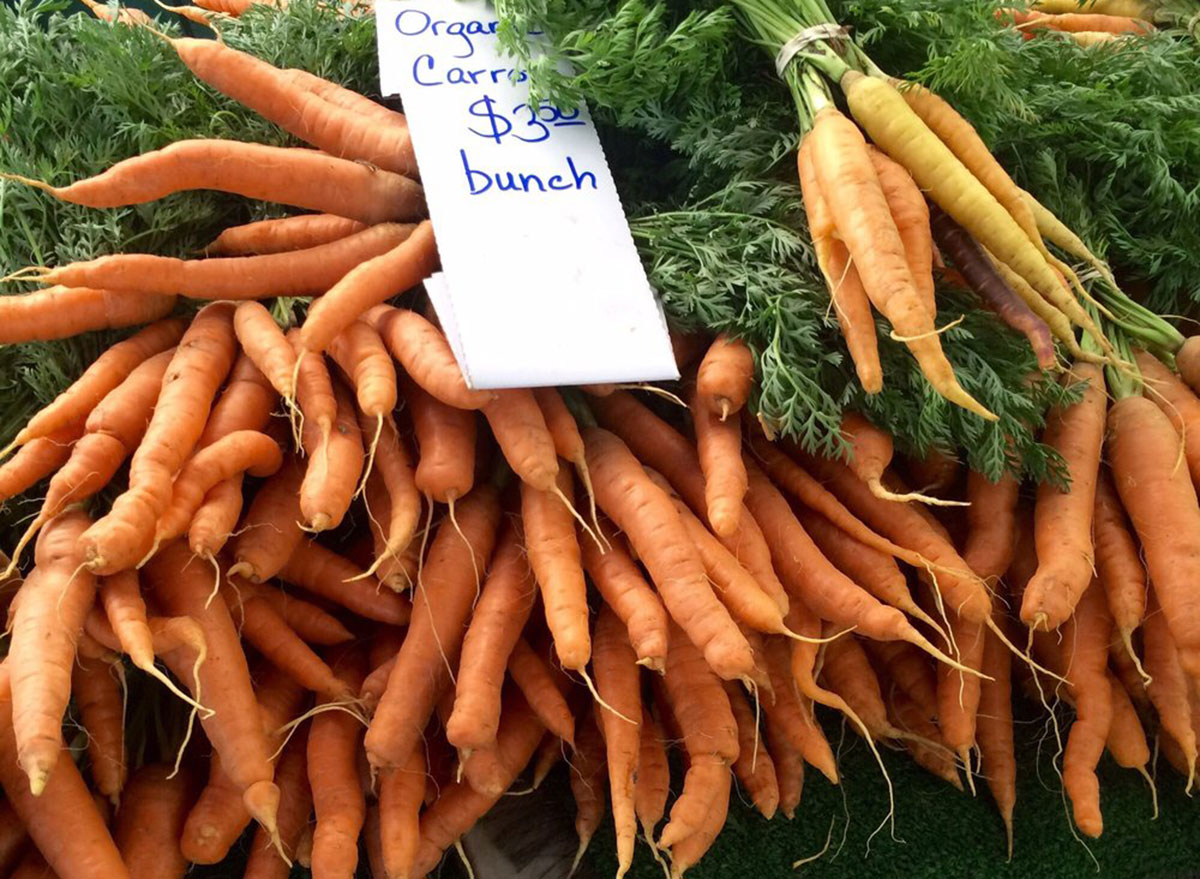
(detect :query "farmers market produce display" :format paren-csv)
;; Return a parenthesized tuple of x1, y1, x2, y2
(0, 0, 1199, 877)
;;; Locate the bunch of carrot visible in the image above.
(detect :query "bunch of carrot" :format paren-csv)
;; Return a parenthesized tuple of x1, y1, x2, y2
(998, 1, 1160, 45)
(731, 0, 1165, 420)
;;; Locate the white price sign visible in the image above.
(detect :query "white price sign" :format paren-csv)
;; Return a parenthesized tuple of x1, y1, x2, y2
(375, 0, 679, 389)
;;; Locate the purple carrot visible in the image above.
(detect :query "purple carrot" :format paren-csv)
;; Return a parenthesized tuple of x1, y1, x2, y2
(930, 205, 1057, 369)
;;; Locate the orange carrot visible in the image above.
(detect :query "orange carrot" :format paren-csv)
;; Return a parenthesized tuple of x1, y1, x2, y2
(9, 140, 422, 221)
(115, 764, 195, 879)
(484, 389, 559, 492)
(506, 639, 577, 746)
(795, 507, 936, 632)
(359, 411, 421, 561)
(667, 761, 730, 879)
(165, 38, 418, 176)
(9, 511, 97, 793)
(1021, 363, 1106, 630)
(764, 708, 805, 820)
(1060, 579, 1114, 837)
(820, 634, 895, 742)
(365, 485, 502, 772)
(592, 606, 642, 879)
(280, 541, 410, 626)
(300, 380, 364, 532)
(0, 423, 83, 506)
(144, 541, 280, 838)
(1106, 674, 1151, 773)
(580, 518, 669, 672)
(1109, 394, 1200, 682)
(401, 373, 477, 504)
(522, 467, 588, 669)
(744, 457, 945, 655)
(223, 589, 349, 699)
(725, 680, 779, 818)
(935, 611, 985, 767)
(365, 305, 493, 410)
(798, 138, 883, 394)
(71, 652, 125, 805)
(1003, 7, 1155, 34)
(1135, 350, 1200, 485)
(1093, 470, 1147, 666)
(634, 709, 670, 839)
(977, 621, 1016, 856)
(583, 428, 753, 681)
(205, 214, 368, 256)
(1143, 588, 1198, 788)
(308, 648, 367, 879)
(568, 710, 608, 866)
(691, 384, 747, 537)
(0, 286, 174, 344)
(446, 526, 537, 753)
(36, 223, 418, 301)
(234, 303, 296, 401)
(4, 318, 184, 456)
(763, 637, 838, 784)
(868, 146, 935, 316)
(288, 329, 337, 448)
(0, 690, 130, 879)
(81, 303, 238, 573)
(865, 640, 938, 721)
(242, 727, 311, 879)
(378, 746, 426, 879)
(886, 687, 961, 789)
(696, 334, 754, 419)
(189, 477, 246, 563)
(226, 455, 305, 583)
(963, 470, 1020, 585)
(240, 580, 353, 647)
(300, 222, 439, 354)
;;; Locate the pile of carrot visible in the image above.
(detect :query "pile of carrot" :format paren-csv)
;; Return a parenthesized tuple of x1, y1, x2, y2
(2, 13, 1200, 879)
(997, 1, 1159, 45)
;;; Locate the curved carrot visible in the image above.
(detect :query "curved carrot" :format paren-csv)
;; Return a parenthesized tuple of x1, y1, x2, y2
(166, 38, 417, 176)
(523, 467, 589, 669)
(205, 214, 368, 257)
(1136, 350, 1200, 484)
(300, 380, 363, 532)
(234, 303, 296, 401)
(1093, 470, 1148, 668)
(37, 223, 418, 301)
(691, 384, 747, 537)
(0, 423, 82, 507)
(1143, 588, 1198, 788)
(301, 222, 439, 354)
(0, 692, 130, 879)
(228, 456, 305, 583)
(366, 305, 493, 410)
(506, 639, 577, 747)
(869, 146, 935, 317)
(799, 137, 883, 395)
(447, 526, 536, 753)
(666, 766, 730, 879)
(7, 139, 422, 221)
(581, 518, 669, 672)
(72, 652, 126, 805)
(634, 709, 670, 839)
(242, 727, 311, 879)
(9, 511, 97, 793)
(401, 373, 477, 504)
(287, 329, 337, 449)
(593, 606, 642, 879)
(977, 622, 1016, 856)
(365, 486, 502, 772)
(484, 389, 560, 492)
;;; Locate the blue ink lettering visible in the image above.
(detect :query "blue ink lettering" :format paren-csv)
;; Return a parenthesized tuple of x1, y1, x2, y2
(568, 157, 598, 190)
(460, 151, 599, 196)
(461, 150, 492, 195)
(411, 54, 440, 86)
(519, 173, 547, 193)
